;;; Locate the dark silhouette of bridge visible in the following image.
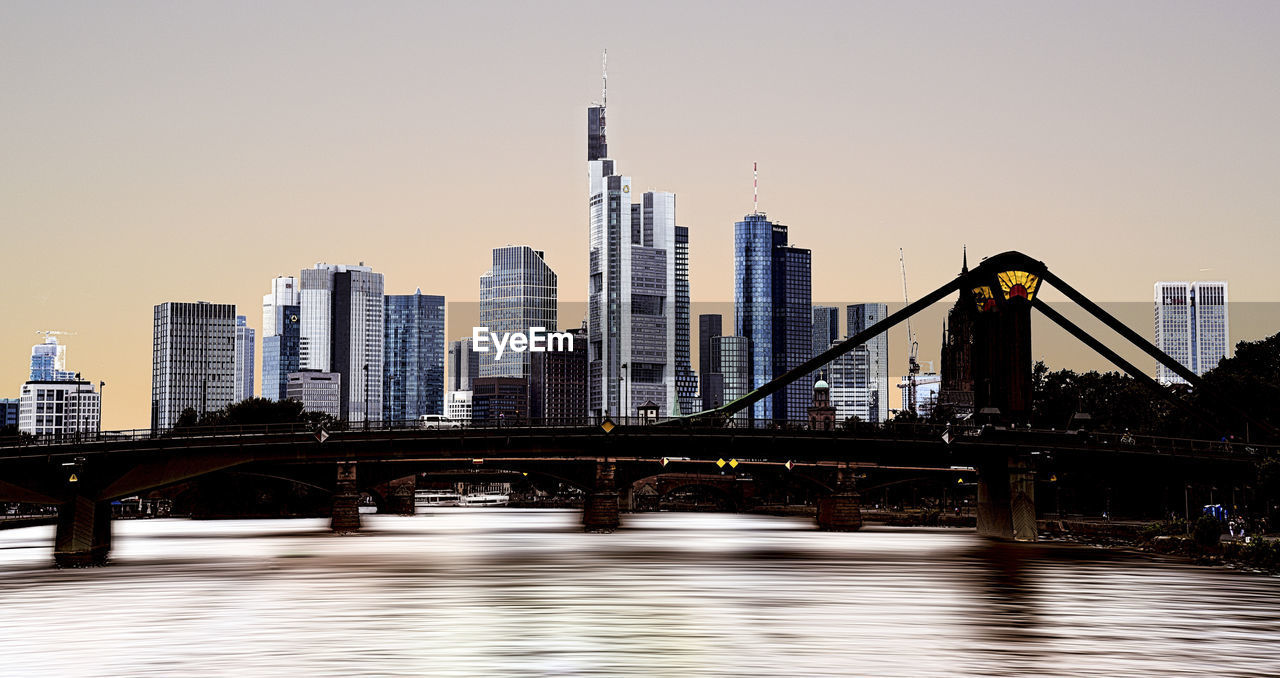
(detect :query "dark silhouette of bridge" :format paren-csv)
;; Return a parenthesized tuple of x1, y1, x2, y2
(0, 251, 1270, 566)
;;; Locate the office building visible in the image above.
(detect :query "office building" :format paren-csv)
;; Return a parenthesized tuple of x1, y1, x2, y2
(262, 276, 300, 401)
(828, 343, 879, 424)
(298, 263, 373, 372)
(471, 377, 529, 424)
(262, 305, 300, 401)
(18, 380, 100, 438)
(151, 301, 236, 429)
(846, 303, 890, 423)
(699, 314, 722, 411)
(479, 246, 557, 379)
(530, 326, 588, 424)
(1, 398, 22, 429)
(331, 266, 385, 424)
(1154, 281, 1230, 384)
(710, 335, 751, 423)
(448, 338, 480, 392)
(812, 306, 839, 359)
(674, 225, 698, 415)
(29, 336, 77, 382)
(286, 371, 341, 419)
(445, 390, 473, 424)
(383, 291, 446, 422)
(234, 315, 255, 402)
(735, 212, 812, 424)
(586, 70, 684, 418)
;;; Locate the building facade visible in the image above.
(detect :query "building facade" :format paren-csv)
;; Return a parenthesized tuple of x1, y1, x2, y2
(30, 337, 78, 382)
(262, 305, 300, 401)
(828, 343, 879, 424)
(1154, 281, 1230, 384)
(846, 303, 890, 423)
(445, 389, 473, 424)
(0, 398, 18, 429)
(286, 371, 342, 419)
(586, 83, 684, 419)
(812, 306, 839, 360)
(151, 301, 236, 429)
(478, 246, 557, 379)
(471, 377, 529, 425)
(234, 315, 255, 402)
(448, 338, 480, 392)
(529, 326, 588, 425)
(18, 380, 100, 438)
(383, 291, 446, 422)
(331, 267, 385, 424)
(698, 314, 723, 412)
(710, 335, 751, 424)
(734, 212, 812, 424)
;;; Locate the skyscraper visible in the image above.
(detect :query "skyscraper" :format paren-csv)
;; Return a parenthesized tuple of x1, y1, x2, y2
(845, 303, 890, 423)
(383, 290, 446, 422)
(29, 336, 76, 382)
(234, 316, 255, 402)
(331, 266, 384, 424)
(530, 326, 588, 424)
(674, 225, 697, 415)
(1154, 281, 1230, 384)
(299, 263, 374, 373)
(262, 275, 300, 401)
(710, 335, 751, 423)
(586, 69, 683, 418)
(478, 246, 557, 379)
(734, 212, 812, 423)
(448, 338, 480, 392)
(699, 314, 722, 412)
(812, 306, 839, 359)
(261, 305, 300, 402)
(151, 301, 236, 429)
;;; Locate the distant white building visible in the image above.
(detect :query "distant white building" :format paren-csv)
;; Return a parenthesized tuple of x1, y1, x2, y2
(1154, 281, 1229, 384)
(19, 380, 100, 438)
(445, 390, 473, 424)
(234, 315, 255, 402)
(897, 373, 941, 419)
(286, 371, 342, 419)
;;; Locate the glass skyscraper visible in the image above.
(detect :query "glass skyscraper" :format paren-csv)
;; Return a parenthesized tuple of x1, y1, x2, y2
(262, 305, 300, 401)
(479, 246, 557, 379)
(734, 212, 812, 424)
(331, 267, 384, 424)
(448, 338, 480, 392)
(383, 291, 446, 422)
(1154, 281, 1230, 384)
(234, 315, 255, 402)
(29, 337, 76, 382)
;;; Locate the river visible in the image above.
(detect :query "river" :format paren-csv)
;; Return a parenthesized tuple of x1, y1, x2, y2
(1, 510, 1278, 677)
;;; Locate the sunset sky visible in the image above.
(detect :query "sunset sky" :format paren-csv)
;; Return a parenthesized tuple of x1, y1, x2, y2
(3, 1, 1278, 428)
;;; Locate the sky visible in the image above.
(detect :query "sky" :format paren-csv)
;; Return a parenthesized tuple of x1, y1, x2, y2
(2, 1, 1278, 429)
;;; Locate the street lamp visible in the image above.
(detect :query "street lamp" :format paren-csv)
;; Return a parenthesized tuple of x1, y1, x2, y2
(620, 363, 629, 421)
(98, 380, 105, 438)
(362, 364, 369, 430)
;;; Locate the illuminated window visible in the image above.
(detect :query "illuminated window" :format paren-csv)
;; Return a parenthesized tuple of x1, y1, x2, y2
(997, 271, 1040, 301)
(972, 286, 998, 312)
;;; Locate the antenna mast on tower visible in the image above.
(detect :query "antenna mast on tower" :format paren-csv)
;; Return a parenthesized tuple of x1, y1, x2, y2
(753, 162, 759, 214)
(602, 49, 607, 110)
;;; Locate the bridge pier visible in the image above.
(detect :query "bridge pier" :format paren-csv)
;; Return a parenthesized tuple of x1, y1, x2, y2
(816, 468, 863, 531)
(386, 476, 417, 516)
(330, 461, 360, 532)
(583, 459, 620, 532)
(977, 455, 1037, 541)
(54, 494, 112, 567)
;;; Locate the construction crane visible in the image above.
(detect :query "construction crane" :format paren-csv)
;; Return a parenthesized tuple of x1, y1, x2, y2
(36, 330, 76, 340)
(899, 249, 920, 415)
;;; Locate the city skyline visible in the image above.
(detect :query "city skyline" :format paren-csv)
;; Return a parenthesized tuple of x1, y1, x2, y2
(4, 2, 1280, 428)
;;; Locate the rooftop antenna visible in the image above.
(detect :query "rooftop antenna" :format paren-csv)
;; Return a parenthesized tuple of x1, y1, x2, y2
(753, 162, 759, 214)
(602, 49, 607, 110)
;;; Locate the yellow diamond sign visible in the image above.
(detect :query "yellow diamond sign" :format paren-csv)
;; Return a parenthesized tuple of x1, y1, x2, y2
(728, 459, 739, 468)
(600, 419, 616, 433)
(784, 460, 794, 471)
(661, 457, 670, 467)
(716, 458, 726, 468)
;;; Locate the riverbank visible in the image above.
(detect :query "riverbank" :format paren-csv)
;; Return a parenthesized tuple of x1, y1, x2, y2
(1040, 518, 1280, 574)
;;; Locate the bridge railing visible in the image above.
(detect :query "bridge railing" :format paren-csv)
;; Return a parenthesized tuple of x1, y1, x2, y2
(0, 417, 1273, 459)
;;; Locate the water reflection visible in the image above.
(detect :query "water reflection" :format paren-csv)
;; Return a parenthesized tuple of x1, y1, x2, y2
(1, 510, 1278, 676)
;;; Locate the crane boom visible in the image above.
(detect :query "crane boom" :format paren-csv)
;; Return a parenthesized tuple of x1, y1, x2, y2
(898, 249, 920, 415)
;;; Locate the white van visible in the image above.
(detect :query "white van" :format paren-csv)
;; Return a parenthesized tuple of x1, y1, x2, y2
(419, 414, 462, 430)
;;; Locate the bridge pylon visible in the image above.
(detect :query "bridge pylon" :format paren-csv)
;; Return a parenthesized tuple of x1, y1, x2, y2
(975, 454, 1037, 541)
(330, 461, 361, 532)
(53, 459, 111, 567)
(583, 458, 620, 531)
(816, 466, 863, 531)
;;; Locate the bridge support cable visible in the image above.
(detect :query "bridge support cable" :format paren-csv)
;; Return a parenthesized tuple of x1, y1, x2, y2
(1040, 270, 1276, 439)
(683, 275, 964, 425)
(1031, 297, 1222, 434)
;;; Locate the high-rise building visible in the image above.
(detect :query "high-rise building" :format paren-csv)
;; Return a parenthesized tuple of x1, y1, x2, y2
(828, 343, 879, 424)
(383, 291, 446, 422)
(1154, 281, 1230, 384)
(674, 226, 698, 416)
(846, 303, 890, 422)
(448, 338, 480, 392)
(710, 335, 751, 423)
(261, 275, 300, 401)
(262, 305, 300, 401)
(812, 306, 839, 359)
(698, 314, 722, 411)
(479, 246, 557, 379)
(234, 315, 255, 402)
(331, 266, 385, 424)
(29, 337, 76, 382)
(530, 326, 588, 425)
(298, 263, 373, 373)
(735, 212, 812, 424)
(471, 377, 529, 424)
(286, 371, 341, 419)
(586, 69, 683, 419)
(19, 380, 100, 438)
(151, 302, 236, 429)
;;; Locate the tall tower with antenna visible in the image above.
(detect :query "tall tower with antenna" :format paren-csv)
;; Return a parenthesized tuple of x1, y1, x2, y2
(587, 49, 608, 162)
